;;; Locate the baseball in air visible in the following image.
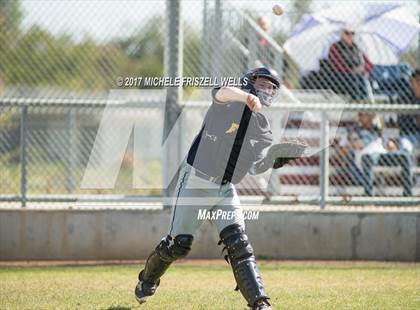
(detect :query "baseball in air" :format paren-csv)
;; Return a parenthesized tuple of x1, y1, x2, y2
(272, 4, 283, 16)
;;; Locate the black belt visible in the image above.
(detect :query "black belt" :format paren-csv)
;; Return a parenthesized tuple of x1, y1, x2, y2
(190, 166, 229, 185)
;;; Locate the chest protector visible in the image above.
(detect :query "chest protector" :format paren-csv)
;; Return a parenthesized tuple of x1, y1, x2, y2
(187, 101, 272, 184)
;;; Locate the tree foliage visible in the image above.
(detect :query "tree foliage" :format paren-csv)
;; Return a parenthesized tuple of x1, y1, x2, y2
(0, 2, 171, 92)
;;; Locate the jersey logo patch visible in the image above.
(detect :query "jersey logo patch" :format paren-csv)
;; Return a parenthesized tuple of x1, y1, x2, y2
(250, 139, 258, 147)
(225, 122, 239, 134)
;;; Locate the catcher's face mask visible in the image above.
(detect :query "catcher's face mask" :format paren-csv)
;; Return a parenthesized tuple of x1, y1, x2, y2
(253, 77, 279, 107)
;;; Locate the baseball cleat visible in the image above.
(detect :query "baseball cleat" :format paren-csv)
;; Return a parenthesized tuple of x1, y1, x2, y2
(134, 271, 160, 305)
(134, 281, 148, 305)
(251, 299, 272, 310)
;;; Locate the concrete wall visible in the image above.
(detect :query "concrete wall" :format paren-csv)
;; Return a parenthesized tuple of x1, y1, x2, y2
(1, 208, 419, 261)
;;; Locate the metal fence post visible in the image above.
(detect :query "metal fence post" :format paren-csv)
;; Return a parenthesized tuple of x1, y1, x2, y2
(67, 109, 77, 194)
(319, 110, 329, 209)
(20, 106, 28, 207)
(274, 52, 283, 82)
(212, 0, 223, 77)
(202, 0, 209, 77)
(163, 0, 183, 208)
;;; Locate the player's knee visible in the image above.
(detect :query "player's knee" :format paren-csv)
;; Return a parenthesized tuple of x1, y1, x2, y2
(155, 234, 193, 262)
(219, 224, 254, 260)
(171, 234, 194, 259)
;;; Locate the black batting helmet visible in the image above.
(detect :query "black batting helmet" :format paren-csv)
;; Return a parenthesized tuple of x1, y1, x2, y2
(240, 67, 281, 107)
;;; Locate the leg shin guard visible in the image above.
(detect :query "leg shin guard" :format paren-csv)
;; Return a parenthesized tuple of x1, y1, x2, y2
(219, 224, 269, 307)
(141, 234, 193, 284)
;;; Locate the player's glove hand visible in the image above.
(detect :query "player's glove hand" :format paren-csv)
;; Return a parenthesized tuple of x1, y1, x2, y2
(252, 138, 308, 175)
(266, 138, 308, 169)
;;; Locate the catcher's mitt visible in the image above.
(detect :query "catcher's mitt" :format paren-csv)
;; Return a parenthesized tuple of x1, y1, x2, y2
(265, 138, 308, 169)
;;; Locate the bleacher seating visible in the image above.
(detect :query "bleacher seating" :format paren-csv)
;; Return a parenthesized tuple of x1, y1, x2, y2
(300, 60, 414, 103)
(370, 63, 412, 99)
(237, 91, 419, 198)
(300, 59, 370, 101)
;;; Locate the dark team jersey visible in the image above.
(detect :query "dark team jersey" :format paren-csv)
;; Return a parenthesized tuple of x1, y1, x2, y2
(187, 87, 273, 184)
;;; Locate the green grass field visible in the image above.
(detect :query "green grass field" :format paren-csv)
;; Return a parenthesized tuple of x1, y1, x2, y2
(1, 261, 419, 310)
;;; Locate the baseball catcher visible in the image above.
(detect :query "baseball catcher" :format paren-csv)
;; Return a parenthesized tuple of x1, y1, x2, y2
(134, 67, 307, 310)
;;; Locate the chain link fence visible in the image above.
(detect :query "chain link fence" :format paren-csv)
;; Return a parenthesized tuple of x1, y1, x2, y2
(1, 97, 418, 206)
(267, 106, 420, 200)
(0, 0, 419, 206)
